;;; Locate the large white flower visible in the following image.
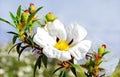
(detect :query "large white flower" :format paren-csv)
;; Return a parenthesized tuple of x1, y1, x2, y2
(33, 19, 91, 61)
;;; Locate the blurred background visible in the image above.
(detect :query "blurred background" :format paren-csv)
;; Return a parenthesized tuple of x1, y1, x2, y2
(0, 0, 120, 77)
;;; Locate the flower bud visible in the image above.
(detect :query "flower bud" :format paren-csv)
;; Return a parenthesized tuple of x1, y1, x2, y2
(98, 44, 106, 54)
(29, 3, 36, 14)
(21, 10, 29, 23)
(45, 12, 55, 22)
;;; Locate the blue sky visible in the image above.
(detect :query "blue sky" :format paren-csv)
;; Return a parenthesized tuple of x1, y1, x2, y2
(0, 0, 120, 57)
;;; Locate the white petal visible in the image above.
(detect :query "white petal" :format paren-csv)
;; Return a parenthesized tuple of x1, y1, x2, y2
(47, 19, 67, 40)
(69, 40, 91, 60)
(33, 27, 55, 48)
(65, 24, 87, 45)
(43, 46, 71, 61)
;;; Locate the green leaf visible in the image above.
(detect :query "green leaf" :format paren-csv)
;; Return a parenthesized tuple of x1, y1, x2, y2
(7, 31, 18, 35)
(12, 35, 18, 44)
(0, 18, 15, 28)
(18, 45, 29, 61)
(27, 36, 34, 46)
(52, 67, 63, 75)
(16, 43, 22, 54)
(33, 55, 42, 77)
(42, 54, 48, 68)
(9, 12, 17, 25)
(71, 64, 86, 77)
(102, 51, 110, 57)
(27, 6, 43, 23)
(70, 67, 77, 77)
(16, 5, 21, 19)
(59, 70, 66, 77)
(8, 42, 22, 54)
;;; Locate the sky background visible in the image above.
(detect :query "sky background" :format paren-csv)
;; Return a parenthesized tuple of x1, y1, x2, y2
(0, 0, 120, 58)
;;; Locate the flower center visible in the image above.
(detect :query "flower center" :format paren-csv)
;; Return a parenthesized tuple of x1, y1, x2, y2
(54, 40, 69, 51)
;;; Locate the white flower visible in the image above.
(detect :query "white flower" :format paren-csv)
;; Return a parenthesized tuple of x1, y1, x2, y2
(33, 19, 91, 61)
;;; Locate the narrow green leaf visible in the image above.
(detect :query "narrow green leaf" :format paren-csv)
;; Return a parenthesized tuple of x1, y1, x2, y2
(27, 36, 34, 46)
(7, 31, 18, 35)
(27, 6, 43, 22)
(71, 64, 86, 77)
(70, 67, 77, 77)
(0, 18, 15, 28)
(16, 5, 21, 19)
(9, 12, 17, 24)
(102, 51, 110, 57)
(52, 67, 63, 75)
(33, 55, 42, 77)
(16, 43, 22, 54)
(18, 45, 29, 61)
(42, 54, 48, 68)
(59, 70, 66, 77)
(12, 35, 18, 44)
(8, 42, 22, 54)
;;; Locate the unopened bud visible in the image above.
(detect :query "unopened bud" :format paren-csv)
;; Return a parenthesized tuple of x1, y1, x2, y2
(29, 3, 36, 14)
(21, 10, 29, 22)
(98, 44, 106, 54)
(45, 12, 55, 22)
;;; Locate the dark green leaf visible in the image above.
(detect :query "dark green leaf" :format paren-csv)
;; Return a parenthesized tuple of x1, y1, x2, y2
(59, 70, 66, 77)
(33, 55, 42, 77)
(16, 43, 22, 54)
(71, 64, 86, 77)
(9, 12, 17, 24)
(7, 31, 18, 35)
(52, 67, 63, 75)
(27, 36, 34, 46)
(42, 54, 48, 68)
(8, 42, 22, 54)
(16, 5, 21, 19)
(12, 35, 18, 44)
(0, 18, 15, 28)
(18, 45, 29, 61)
(70, 67, 77, 77)
(27, 6, 43, 23)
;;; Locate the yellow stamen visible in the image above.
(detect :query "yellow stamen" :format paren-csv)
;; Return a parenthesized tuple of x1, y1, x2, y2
(54, 40, 69, 51)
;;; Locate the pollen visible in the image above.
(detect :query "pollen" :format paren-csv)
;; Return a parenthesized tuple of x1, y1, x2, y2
(54, 40, 69, 51)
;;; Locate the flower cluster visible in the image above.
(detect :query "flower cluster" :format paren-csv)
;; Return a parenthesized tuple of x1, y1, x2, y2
(0, 3, 119, 77)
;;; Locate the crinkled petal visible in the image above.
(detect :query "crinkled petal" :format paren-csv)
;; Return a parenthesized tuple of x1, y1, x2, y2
(65, 24, 87, 45)
(33, 27, 55, 48)
(43, 46, 71, 61)
(47, 19, 67, 40)
(69, 40, 91, 60)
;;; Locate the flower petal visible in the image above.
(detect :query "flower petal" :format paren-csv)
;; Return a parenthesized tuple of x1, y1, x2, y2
(33, 27, 55, 48)
(43, 46, 71, 61)
(65, 24, 87, 45)
(69, 40, 91, 60)
(47, 19, 67, 40)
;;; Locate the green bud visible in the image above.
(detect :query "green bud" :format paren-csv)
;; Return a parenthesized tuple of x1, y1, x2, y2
(21, 10, 29, 22)
(29, 3, 36, 14)
(98, 44, 106, 54)
(45, 12, 55, 22)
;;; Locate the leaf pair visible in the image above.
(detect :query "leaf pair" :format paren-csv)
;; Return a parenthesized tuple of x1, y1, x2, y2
(33, 54, 48, 77)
